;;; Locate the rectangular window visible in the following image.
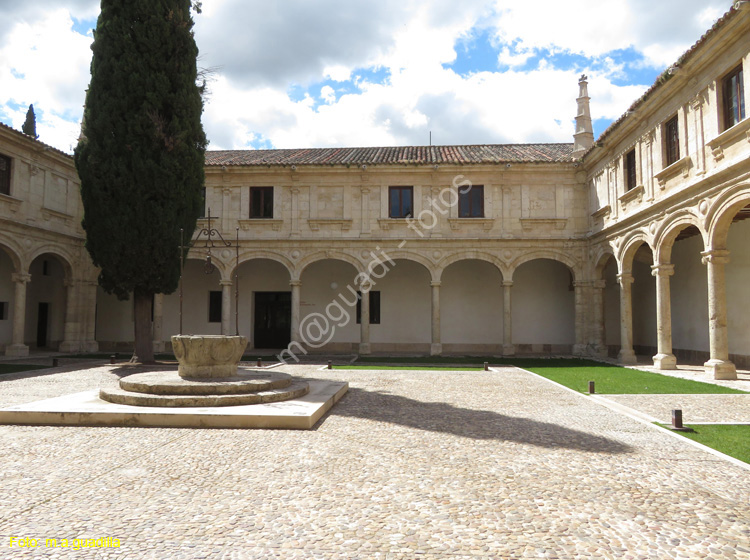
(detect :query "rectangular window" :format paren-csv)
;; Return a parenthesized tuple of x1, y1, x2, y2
(0, 154, 10, 196)
(664, 115, 680, 167)
(722, 65, 745, 131)
(0, 302, 7, 320)
(458, 184, 484, 217)
(388, 186, 413, 218)
(200, 187, 206, 217)
(355, 291, 380, 324)
(42, 260, 51, 276)
(250, 186, 274, 218)
(625, 149, 637, 191)
(208, 291, 222, 323)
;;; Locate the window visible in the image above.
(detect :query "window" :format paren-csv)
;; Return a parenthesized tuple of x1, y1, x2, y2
(208, 291, 222, 323)
(200, 187, 206, 217)
(664, 115, 680, 167)
(625, 149, 637, 191)
(722, 65, 745, 131)
(250, 186, 273, 218)
(458, 184, 484, 217)
(355, 291, 380, 324)
(0, 154, 10, 196)
(42, 260, 51, 276)
(388, 186, 413, 218)
(0, 302, 7, 320)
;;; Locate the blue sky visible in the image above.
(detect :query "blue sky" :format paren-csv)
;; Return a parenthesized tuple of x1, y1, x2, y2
(0, 0, 730, 153)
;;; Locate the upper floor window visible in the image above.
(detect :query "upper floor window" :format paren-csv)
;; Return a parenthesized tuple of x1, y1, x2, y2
(664, 115, 680, 167)
(722, 65, 745, 131)
(458, 184, 484, 217)
(389, 186, 413, 218)
(250, 186, 273, 218)
(0, 154, 10, 196)
(625, 149, 637, 191)
(200, 187, 206, 217)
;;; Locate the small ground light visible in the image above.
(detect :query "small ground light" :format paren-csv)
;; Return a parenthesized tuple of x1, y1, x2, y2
(327, 360, 332, 370)
(52, 358, 59, 367)
(588, 381, 595, 394)
(257, 358, 262, 367)
(110, 355, 116, 365)
(484, 362, 488, 371)
(670, 409, 694, 432)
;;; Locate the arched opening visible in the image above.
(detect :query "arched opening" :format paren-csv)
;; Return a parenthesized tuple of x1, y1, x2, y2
(299, 259, 361, 353)
(726, 203, 750, 368)
(597, 254, 620, 358)
(512, 259, 575, 353)
(441, 259, 503, 354)
(630, 244, 657, 360)
(370, 259, 431, 352)
(27, 254, 68, 350)
(0, 246, 15, 352)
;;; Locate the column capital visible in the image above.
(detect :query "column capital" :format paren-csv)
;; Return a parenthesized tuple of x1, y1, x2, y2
(289, 280, 302, 287)
(651, 263, 675, 277)
(593, 279, 606, 289)
(11, 273, 31, 284)
(616, 273, 634, 286)
(430, 281, 441, 288)
(219, 279, 234, 287)
(701, 249, 730, 265)
(502, 280, 513, 287)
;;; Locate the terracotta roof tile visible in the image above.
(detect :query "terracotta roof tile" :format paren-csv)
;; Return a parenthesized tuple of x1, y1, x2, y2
(206, 143, 574, 167)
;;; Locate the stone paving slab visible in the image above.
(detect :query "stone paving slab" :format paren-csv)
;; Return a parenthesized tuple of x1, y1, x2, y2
(0, 364, 749, 559)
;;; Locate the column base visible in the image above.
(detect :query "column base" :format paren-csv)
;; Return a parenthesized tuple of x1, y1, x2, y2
(5, 344, 29, 357)
(617, 348, 637, 365)
(81, 341, 99, 353)
(358, 342, 371, 355)
(59, 341, 81, 353)
(153, 341, 166, 353)
(572, 344, 587, 356)
(652, 353, 677, 369)
(502, 344, 515, 356)
(430, 343, 442, 356)
(704, 359, 737, 380)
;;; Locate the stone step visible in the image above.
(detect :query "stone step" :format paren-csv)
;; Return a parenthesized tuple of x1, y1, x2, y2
(119, 370, 292, 395)
(99, 381, 310, 408)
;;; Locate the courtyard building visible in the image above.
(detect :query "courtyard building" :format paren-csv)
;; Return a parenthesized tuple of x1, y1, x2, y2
(0, 3, 748, 379)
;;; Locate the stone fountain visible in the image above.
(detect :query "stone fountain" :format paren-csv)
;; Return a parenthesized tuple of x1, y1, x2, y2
(99, 335, 309, 407)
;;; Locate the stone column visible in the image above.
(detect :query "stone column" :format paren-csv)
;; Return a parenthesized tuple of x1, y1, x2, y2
(701, 250, 737, 379)
(359, 285, 371, 355)
(7, 273, 31, 356)
(79, 280, 99, 352)
(617, 272, 637, 364)
(59, 279, 80, 353)
(572, 282, 586, 355)
(502, 280, 515, 355)
(430, 281, 442, 355)
(220, 279, 233, 335)
(651, 264, 677, 369)
(591, 280, 607, 357)
(152, 293, 165, 352)
(290, 280, 301, 344)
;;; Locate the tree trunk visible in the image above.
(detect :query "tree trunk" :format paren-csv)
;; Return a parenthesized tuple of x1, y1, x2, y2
(132, 291, 155, 364)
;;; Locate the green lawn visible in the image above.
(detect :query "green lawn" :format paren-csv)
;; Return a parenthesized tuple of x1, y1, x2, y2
(0, 364, 48, 375)
(671, 425, 750, 464)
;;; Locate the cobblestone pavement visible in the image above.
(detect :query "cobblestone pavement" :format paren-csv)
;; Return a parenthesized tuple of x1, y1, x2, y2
(1, 363, 749, 559)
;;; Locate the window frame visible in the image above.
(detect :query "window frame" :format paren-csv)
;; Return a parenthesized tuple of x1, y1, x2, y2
(458, 184, 484, 218)
(722, 64, 745, 132)
(625, 149, 637, 191)
(0, 153, 11, 196)
(355, 291, 381, 324)
(208, 291, 222, 323)
(249, 186, 274, 219)
(388, 186, 413, 218)
(664, 115, 680, 167)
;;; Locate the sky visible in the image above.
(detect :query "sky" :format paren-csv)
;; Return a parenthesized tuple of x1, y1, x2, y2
(0, 0, 731, 154)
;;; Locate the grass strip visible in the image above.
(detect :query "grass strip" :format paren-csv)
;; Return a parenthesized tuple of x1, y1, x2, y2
(669, 424, 750, 464)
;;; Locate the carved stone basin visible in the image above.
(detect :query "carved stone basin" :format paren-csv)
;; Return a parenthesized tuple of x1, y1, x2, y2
(171, 335, 247, 379)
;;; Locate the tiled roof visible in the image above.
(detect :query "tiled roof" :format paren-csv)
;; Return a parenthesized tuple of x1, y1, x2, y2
(592, 4, 744, 151)
(206, 143, 574, 167)
(0, 120, 73, 159)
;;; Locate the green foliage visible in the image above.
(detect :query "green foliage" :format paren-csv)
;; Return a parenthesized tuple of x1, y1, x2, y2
(74, 0, 207, 302)
(677, 425, 750, 464)
(22, 104, 38, 139)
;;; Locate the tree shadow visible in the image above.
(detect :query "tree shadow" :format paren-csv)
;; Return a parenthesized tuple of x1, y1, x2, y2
(322, 383, 633, 455)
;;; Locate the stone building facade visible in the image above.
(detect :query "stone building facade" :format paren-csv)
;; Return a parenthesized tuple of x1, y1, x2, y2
(1, 3, 748, 379)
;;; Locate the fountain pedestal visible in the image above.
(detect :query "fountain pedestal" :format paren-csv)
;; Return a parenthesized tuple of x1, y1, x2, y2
(171, 335, 247, 378)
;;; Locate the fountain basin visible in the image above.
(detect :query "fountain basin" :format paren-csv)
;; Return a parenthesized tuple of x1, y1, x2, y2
(171, 335, 247, 378)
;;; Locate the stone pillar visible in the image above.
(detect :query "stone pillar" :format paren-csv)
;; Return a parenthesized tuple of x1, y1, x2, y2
(79, 280, 99, 352)
(651, 264, 677, 369)
(701, 250, 737, 379)
(220, 279, 233, 335)
(572, 281, 586, 355)
(59, 279, 80, 353)
(152, 293, 165, 352)
(502, 280, 515, 355)
(617, 272, 637, 364)
(591, 280, 607, 357)
(359, 285, 371, 355)
(7, 273, 31, 356)
(430, 281, 442, 355)
(290, 280, 301, 344)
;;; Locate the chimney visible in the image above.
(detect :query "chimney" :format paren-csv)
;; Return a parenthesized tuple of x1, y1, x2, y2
(572, 74, 594, 158)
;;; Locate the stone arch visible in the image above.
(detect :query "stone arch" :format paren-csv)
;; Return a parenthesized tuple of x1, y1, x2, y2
(617, 230, 652, 274)
(653, 210, 707, 265)
(376, 251, 438, 283)
(593, 248, 616, 280)
(296, 251, 365, 280)
(0, 239, 24, 273)
(183, 254, 229, 280)
(705, 183, 750, 250)
(26, 245, 75, 281)
(436, 251, 508, 282)
(508, 250, 579, 282)
(228, 251, 294, 282)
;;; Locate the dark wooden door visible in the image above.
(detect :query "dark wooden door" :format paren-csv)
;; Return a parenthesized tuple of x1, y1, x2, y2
(254, 292, 291, 349)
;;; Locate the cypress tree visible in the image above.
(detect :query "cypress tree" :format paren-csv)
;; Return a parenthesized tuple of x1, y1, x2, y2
(74, 0, 207, 363)
(22, 104, 38, 139)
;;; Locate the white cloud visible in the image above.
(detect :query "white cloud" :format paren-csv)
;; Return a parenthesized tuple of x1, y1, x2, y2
(320, 85, 336, 105)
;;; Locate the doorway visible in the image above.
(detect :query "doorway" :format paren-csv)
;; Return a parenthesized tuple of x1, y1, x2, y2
(254, 292, 291, 349)
(36, 302, 49, 348)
